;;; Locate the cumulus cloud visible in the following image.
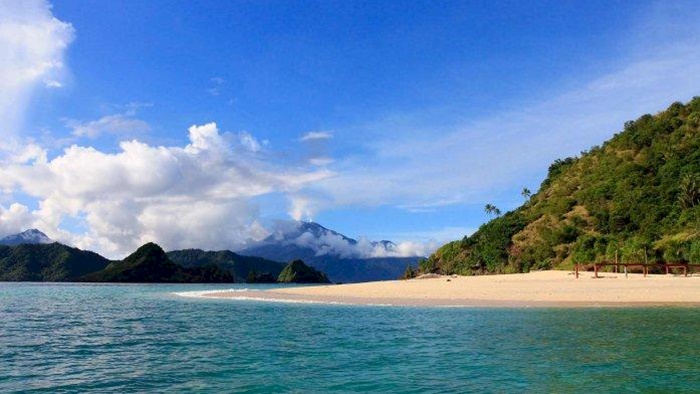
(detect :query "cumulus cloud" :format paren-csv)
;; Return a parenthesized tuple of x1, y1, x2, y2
(0, 203, 35, 238)
(300, 131, 333, 141)
(0, 0, 74, 141)
(0, 123, 332, 257)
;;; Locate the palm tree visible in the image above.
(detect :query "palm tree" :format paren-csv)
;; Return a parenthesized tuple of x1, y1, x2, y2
(521, 187, 532, 200)
(484, 204, 501, 217)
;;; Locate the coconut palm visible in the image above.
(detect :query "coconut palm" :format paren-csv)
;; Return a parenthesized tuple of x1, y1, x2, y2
(484, 204, 501, 217)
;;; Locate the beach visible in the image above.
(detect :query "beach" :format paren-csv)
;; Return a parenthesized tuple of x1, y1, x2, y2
(202, 270, 700, 307)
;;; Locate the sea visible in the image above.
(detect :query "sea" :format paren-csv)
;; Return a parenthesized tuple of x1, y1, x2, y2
(2, 282, 700, 393)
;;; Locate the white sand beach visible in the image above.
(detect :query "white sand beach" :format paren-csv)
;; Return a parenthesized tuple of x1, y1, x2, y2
(202, 270, 700, 307)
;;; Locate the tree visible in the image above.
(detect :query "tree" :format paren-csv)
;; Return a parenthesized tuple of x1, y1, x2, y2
(246, 270, 257, 283)
(521, 188, 532, 200)
(401, 265, 416, 279)
(689, 240, 700, 263)
(484, 204, 501, 217)
(678, 174, 700, 209)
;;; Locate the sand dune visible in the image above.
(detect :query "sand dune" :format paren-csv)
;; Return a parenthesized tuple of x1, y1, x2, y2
(201, 270, 700, 307)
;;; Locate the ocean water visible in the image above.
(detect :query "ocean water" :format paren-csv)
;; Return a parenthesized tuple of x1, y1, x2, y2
(2, 283, 700, 393)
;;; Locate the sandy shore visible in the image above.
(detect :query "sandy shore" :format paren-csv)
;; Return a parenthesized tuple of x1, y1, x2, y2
(201, 270, 700, 307)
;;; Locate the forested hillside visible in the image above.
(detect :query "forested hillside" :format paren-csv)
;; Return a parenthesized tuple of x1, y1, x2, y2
(423, 98, 700, 275)
(0, 243, 110, 281)
(167, 249, 285, 282)
(82, 243, 233, 283)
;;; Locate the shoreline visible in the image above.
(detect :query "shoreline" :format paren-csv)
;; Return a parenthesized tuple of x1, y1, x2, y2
(189, 270, 700, 308)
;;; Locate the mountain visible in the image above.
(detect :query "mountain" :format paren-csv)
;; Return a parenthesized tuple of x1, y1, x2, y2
(238, 221, 420, 282)
(0, 243, 110, 281)
(167, 249, 286, 282)
(277, 259, 331, 283)
(83, 243, 233, 283)
(0, 229, 52, 246)
(422, 98, 700, 275)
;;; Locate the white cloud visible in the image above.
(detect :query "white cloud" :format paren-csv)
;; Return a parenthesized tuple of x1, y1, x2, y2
(44, 79, 62, 88)
(0, 203, 35, 238)
(8, 143, 47, 165)
(238, 131, 262, 152)
(300, 131, 333, 141)
(0, 123, 332, 258)
(0, 0, 74, 141)
(65, 102, 153, 139)
(309, 157, 334, 166)
(287, 196, 317, 221)
(68, 113, 151, 139)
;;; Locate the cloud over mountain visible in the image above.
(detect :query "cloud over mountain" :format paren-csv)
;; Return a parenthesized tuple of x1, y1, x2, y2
(257, 220, 430, 259)
(0, 123, 331, 258)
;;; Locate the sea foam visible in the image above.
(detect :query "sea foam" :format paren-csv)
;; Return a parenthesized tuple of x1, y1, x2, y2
(172, 288, 253, 298)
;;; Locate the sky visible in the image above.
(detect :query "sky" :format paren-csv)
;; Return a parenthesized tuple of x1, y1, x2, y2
(1, 0, 700, 258)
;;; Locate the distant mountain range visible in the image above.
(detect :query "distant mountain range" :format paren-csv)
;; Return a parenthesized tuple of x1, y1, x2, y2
(0, 222, 421, 283)
(167, 249, 286, 282)
(82, 243, 234, 283)
(238, 221, 421, 282)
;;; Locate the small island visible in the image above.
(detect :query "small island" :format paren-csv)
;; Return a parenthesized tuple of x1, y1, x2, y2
(277, 259, 331, 284)
(248, 259, 331, 284)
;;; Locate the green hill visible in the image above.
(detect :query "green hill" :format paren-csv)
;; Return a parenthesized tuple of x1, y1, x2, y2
(0, 243, 111, 281)
(167, 249, 285, 283)
(277, 259, 331, 283)
(83, 243, 233, 283)
(423, 98, 700, 275)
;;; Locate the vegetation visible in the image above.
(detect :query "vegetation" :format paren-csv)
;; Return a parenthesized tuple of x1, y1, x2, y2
(0, 243, 110, 281)
(424, 98, 700, 275)
(0, 239, 333, 284)
(277, 259, 331, 283)
(401, 264, 417, 279)
(484, 203, 502, 217)
(247, 271, 278, 283)
(167, 249, 285, 282)
(82, 243, 233, 283)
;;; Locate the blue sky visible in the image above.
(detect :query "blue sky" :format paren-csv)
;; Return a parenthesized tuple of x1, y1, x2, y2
(2, 0, 700, 257)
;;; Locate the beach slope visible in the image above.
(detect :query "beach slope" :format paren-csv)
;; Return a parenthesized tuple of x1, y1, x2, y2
(203, 270, 700, 307)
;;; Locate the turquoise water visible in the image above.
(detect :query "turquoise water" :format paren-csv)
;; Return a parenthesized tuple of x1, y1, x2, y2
(2, 283, 700, 393)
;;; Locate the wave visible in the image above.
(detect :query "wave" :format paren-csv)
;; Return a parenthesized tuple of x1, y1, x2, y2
(172, 288, 253, 298)
(174, 289, 401, 307)
(173, 289, 468, 308)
